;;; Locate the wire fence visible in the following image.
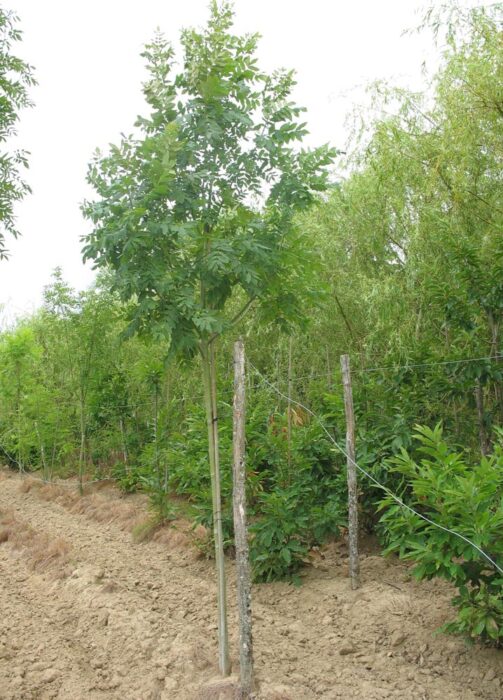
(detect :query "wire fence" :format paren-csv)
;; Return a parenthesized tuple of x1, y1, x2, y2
(248, 360, 503, 576)
(1, 352, 500, 416)
(1, 351, 501, 456)
(1, 351, 502, 576)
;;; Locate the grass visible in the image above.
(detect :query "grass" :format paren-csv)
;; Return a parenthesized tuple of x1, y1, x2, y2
(11, 471, 210, 556)
(0, 507, 72, 578)
(131, 517, 162, 543)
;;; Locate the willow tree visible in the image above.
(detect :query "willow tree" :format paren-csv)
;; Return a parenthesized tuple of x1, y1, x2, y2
(303, 4, 502, 452)
(82, 1, 334, 675)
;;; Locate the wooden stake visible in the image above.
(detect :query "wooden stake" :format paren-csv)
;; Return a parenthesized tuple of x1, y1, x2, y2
(233, 339, 254, 698)
(340, 354, 360, 590)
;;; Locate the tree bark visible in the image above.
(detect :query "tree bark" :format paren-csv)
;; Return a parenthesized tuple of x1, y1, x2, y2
(232, 339, 254, 698)
(340, 354, 360, 590)
(78, 388, 85, 496)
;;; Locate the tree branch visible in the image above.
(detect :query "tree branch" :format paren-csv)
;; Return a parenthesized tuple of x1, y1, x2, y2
(229, 296, 257, 328)
(207, 296, 257, 346)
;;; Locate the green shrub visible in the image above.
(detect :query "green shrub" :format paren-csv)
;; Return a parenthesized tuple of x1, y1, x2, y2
(113, 462, 145, 493)
(139, 471, 176, 523)
(249, 476, 344, 583)
(250, 484, 310, 583)
(378, 424, 503, 645)
(162, 393, 346, 577)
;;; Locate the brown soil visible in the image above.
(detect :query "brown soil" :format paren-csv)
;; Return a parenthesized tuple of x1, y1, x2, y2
(0, 469, 501, 699)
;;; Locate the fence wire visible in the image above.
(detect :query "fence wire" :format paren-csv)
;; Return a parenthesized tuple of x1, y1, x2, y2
(249, 361, 503, 577)
(1, 351, 502, 574)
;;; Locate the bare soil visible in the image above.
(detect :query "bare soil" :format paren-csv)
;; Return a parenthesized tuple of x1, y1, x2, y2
(0, 468, 501, 700)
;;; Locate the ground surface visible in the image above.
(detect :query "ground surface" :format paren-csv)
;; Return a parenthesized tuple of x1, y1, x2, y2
(0, 469, 501, 700)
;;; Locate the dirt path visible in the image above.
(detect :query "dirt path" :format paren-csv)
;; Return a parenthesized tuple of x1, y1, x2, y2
(0, 471, 501, 699)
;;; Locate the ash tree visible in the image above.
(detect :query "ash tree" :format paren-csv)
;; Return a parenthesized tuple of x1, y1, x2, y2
(0, 8, 35, 259)
(82, 0, 335, 675)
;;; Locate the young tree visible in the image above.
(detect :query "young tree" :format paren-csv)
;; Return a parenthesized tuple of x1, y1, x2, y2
(82, 1, 335, 674)
(39, 270, 122, 490)
(0, 325, 42, 470)
(0, 8, 36, 258)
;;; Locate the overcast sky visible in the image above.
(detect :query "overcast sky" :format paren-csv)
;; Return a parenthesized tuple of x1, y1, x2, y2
(0, 0, 489, 324)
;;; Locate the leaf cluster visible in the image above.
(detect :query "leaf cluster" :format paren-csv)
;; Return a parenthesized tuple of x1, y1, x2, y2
(0, 8, 36, 258)
(378, 424, 503, 645)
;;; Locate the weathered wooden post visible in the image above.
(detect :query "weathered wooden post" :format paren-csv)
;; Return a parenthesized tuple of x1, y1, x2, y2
(233, 339, 254, 697)
(340, 353, 360, 589)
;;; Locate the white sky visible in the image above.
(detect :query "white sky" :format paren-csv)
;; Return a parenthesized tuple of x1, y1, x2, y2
(0, 0, 490, 323)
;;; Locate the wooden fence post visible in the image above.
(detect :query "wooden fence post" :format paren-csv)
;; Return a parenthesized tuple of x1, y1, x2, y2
(233, 339, 254, 697)
(340, 354, 360, 590)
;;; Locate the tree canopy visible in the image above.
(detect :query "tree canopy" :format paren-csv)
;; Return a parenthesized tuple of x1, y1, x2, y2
(0, 8, 35, 259)
(82, 1, 335, 355)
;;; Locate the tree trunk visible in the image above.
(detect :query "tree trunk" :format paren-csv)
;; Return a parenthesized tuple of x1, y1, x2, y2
(326, 346, 332, 390)
(119, 416, 129, 473)
(488, 313, 503, 424)
(287, 336, 293, 480)
(164, 377, 171, 494)
(232, 339, 254, 698)
(201, 339, 230, 677)
(153, 387, 160, 489)
(16, 404, 23, 474)
(16, 373, 22, 473)
(475, 379, 490, 457)
(35, 420, 48, 481)
(78, 388, 85, 496)
(340, 354, 360, 590)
